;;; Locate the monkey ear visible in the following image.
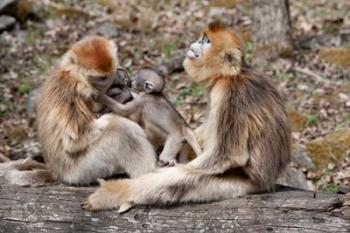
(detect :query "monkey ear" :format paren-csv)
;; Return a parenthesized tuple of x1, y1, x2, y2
(224, 48, 242, 64)
(144, 81, 154, 93)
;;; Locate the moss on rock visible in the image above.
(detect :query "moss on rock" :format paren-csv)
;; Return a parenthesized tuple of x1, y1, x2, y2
(288, 110, 308, 132)
(306, 130, 350, 168)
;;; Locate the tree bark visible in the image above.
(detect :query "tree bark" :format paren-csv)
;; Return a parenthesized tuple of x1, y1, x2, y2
(0, 185, 349, 233)
(251, 0, 293, 60)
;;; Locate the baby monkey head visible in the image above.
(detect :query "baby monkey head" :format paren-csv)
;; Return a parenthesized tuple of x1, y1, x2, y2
(132, 68, 165, 94)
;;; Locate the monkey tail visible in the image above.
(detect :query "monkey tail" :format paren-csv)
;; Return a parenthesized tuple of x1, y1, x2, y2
(129, 164, 259, 205)
(184, 128, 202, 157)
(0, 157, 56, 186)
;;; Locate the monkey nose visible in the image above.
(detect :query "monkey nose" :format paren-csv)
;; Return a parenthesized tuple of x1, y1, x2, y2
(187, 49, 199, 59)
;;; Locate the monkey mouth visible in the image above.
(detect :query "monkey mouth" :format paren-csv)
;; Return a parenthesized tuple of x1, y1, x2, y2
(186, 49, 199, 59)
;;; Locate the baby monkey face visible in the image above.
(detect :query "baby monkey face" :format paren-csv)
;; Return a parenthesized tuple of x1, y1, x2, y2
(132, 68, 165, 94)
(186, 34, 211, 59)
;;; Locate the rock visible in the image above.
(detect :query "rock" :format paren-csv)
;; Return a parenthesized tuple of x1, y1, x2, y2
(278, 166, 310, 190)
(306, 130, 350, 168)
(87, 22, 118, 39)
(338, 93, 350, 103)
(297, 84, 309, 91)
(26, 88, 40, 116)
(337, 186, 350, 194)
(0, 15, 16, 33)
(209, 7, 226, 17)
(0, 0, 32, 23)
(0, 0, 18, 14)
(292, 144, 316, 170)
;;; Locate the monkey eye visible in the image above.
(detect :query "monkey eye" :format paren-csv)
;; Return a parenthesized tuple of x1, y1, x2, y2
(144, 81, 154, 93)
(202, 36, 210, 44)
(96, 75, 109, 80)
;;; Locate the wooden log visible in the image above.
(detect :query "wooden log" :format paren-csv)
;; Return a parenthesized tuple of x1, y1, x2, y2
(0, 185, 349, 233)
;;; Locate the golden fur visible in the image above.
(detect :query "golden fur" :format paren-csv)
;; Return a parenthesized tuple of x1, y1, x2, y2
(85, 22, 291, 211)
(37, 36, 156, 185)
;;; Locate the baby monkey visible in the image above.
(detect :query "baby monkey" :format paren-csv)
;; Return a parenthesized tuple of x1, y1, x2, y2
(96, 68, 202, 166)
(90, 68, 133, 115)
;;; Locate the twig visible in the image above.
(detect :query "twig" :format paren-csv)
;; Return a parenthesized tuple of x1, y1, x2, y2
(294, 67, 329, 83)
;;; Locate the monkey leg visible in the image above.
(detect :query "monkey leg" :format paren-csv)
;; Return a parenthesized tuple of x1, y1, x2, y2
(62, 114, 157, 185)
(184, 128, 202, 157)
(85, 164, 260, 212)
(157, 135, 184, 167)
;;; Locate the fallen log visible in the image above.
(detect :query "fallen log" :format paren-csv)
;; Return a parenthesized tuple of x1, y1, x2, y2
(0, 184, 349, 233)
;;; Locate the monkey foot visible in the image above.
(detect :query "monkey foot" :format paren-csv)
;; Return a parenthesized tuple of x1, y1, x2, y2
(83, 180, 134, 213)
(157, 160, 177, 167)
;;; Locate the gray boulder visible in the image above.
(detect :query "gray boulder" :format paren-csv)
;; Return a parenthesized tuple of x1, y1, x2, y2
(0, 15, 16, 33)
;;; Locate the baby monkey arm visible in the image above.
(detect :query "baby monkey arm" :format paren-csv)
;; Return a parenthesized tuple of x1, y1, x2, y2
(95, 93, 142, 117)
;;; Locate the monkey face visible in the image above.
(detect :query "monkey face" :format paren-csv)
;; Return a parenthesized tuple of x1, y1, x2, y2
(183, 22, 245, 85)
(186, 34, 211, 59)
(89, 74, 114, 92)
(132, 69, 165, 94)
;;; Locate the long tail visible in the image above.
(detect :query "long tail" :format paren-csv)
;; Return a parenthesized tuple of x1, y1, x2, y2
(130, 165, 259, 205)
(0, 157, 55, 186)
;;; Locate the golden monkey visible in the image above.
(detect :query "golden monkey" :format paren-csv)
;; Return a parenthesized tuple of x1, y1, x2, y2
(0, 48, 136, 187)
(35, 36, 156, 185)
(83, 22, 290, 212)
(95, 68, 202, 166)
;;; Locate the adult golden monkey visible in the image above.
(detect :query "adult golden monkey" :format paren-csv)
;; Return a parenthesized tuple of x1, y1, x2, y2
(85, 22, 291, 213)
(36, 36, 156, 185)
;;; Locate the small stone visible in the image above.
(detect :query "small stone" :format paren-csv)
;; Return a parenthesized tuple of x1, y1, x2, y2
(0, 15, 16, 33)
(337, 186, 350, 194)
(277, 166, 310, 190)
(297, 84, 309, 91)
(338, 93, 350, 103)
(292, 144, 316, 170)
(319, 109, 328, 119)
(87, 22, 118, 39)
(209, 7, 226, 17)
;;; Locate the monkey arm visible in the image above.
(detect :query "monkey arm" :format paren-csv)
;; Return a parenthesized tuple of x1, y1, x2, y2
(96, 94, 142, 117)
(189, 124, 250, 175)
(194, 124, 206, 148)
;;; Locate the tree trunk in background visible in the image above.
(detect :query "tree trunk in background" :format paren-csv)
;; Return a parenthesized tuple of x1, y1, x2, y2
(251, 0, 293, 61)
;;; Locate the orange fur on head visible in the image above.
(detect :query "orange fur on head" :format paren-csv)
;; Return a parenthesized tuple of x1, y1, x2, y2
(184, 22, 245, 86)
(71, 36, 118, 74)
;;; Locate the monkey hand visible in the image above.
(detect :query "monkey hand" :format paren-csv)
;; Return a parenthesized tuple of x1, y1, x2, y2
(91, 93, 103, 102)
(83, 179, 134, 214)
(157, 159, 177, 167)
